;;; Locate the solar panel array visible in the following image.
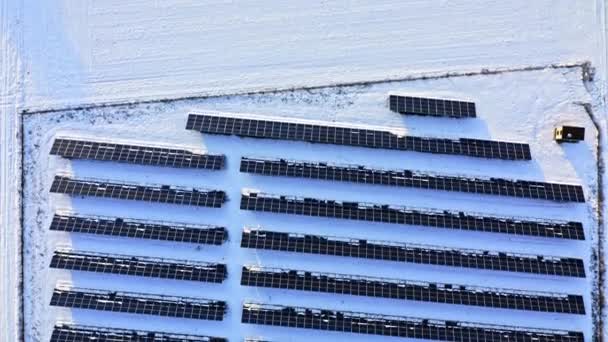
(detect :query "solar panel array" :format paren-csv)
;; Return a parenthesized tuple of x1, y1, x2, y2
(186, 113, 531, 160)
(51, 250, 227, 283)
(240, 229, 585, 278)
(241, 303, 584, 342)
(50, 138, 226, 170)
(389, 95, 477, 118)
(50, 323, 227, 342)
(241, 266, 585, 314)
(45, 109, 588, 338)
(240, 157, 586, 204)
(49, 214, 227, 245)
(50, 287, 226, 320)
(240, 191, 583, 240)
(50, 175, 226, 208)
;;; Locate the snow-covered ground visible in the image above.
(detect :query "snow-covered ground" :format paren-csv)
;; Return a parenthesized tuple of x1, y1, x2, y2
(23, 67, 598, 341)
(3, 1, 608, 341)
(20, 0, 601, 110)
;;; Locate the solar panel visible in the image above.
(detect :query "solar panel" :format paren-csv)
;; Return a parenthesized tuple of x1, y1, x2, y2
(49, 213, 227, 245)
(50, 287, 226, 320)
(50, 323, 227, 342)
(50, 250, 227, 283)
(241, 266, 585, 314)
(50, 175, 226, 208)
(240, 229, 585, 278)
(242, 303, 584, 342)
(50, 138, 225, 170)
(388, 95, 476, 118)
(186, 113, 531, 160)
(240, 157, 586, 204)
(240, 190, 584, 240)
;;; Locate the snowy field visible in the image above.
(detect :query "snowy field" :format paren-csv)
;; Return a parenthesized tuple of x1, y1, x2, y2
(23, 67, 598, 341)
(2, 0, 608, 342)
(20, 0, 601, 110)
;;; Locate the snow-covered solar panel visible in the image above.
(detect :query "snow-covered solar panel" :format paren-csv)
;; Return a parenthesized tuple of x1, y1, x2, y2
(50, 250, 227, 283)
(50, 287, 226, 321)
(50, 323, 227, 342)
(49, 214, 227, 245)
(50, 138, 226, 170)
(240, 191, 584, 240)
(240, 157, 586, 203)
(186, 113, 531, 160)
(240, 229, 585, 278)
(241, 303, 584, 342)
(241, 266, 585, 314)
(389, 95, 476, 118)
(50, 175, 226, 208)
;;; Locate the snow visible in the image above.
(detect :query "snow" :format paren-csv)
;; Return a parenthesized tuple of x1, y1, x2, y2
(0, 1, 23, 342)
(21, 0, 601, 110)
(22, 67, 598, 341)
(2, 1, 607, 341)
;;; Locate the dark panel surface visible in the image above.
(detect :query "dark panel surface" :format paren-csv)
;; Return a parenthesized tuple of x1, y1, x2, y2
(389, 95, 477, 118)
(50, 323, 226, 342)
(50, 175, 226, 208)
(186, 113, 531, 160)
(50, 138, 225, 170)
(240, 157, 585, 204)
(51, 250, 227, 283)
(242, 303, 584, 342)
(49, 214, 226, 245)
(240, 191, 584, 240)
(50, 288, 226, 320)
(240, 229, 586, 278)
(241, 266, 585, 314)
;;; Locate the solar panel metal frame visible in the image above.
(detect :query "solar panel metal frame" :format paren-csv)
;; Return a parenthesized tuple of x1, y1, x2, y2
(240, 228, 586, 278)
(51, 322, 227, 342)
(239, 190, 584, 240)
(240, 156, 585, 204)
(242, 302, 584, 342)
(241, 265, 585, 314)
(50, 249, 227, 283)
(50, 137, 226, 170)
(186, 112, 531, 160)
(388, 94, 477, 118)
(50, 174, 226, 208)
(50, 286, 226, 321)
(49, 213, 227, 245)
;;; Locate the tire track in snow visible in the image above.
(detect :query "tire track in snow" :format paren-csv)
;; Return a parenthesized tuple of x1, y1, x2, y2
(0, 0, 23, 341)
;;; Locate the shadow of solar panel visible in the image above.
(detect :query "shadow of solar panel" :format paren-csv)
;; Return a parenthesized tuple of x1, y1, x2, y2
(50, 138, 225, 170)
(50, 287, 226, 320)
(239, 190, 584, 240)
(240, 157, 585, 204)
(241, 303, 584, 342)
(186, 113, 531, 160)
(51, 250, 227, 283)
(240, 229, 585, 278)
(49, 214, 227, 245)
(50, 323, 227, 342)
(241, 266, 584, 314)
(388, 95, 476, 118)
(50, 175, 226, 208)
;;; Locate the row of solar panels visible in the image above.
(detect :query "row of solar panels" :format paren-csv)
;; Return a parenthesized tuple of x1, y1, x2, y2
(49, 214, 586, 278)
(185, 113, 532, 160)
(388, 95, 477, 118)
(49, 249, 585, 314)
(50, 287, 583, 342)
(51, 137, 585, 203)
(49, 176, 584, 240)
